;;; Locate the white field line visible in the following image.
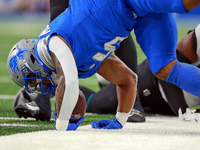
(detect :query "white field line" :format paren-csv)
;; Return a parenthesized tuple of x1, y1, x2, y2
(0, 123, 38, 127)
(0, 116, 200, 150)
(0, 95, 57, 101)
(0, 76, 12, 83)
(0, 117, 35, 120)
(0, 117, 55, 121)
(0, 95, 15, 100)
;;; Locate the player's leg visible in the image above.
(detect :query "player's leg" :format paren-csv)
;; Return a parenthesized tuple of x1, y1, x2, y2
(124, 0, 199, 16)
(14, 88, 51, 121)
(134, 12, 200, 98)
(167, 26, 200, 113)
(85, 82, 145, 122)
(138, 27, 200, 116)
(85, 83, 118, 114)
(138, 59, 175, 115)
(157, 30, 196, 115)
(115, 35, 138, 74)
(84, 36, 145, 122)
(49, 0, 69, 22)
(115, 35, 145, 122)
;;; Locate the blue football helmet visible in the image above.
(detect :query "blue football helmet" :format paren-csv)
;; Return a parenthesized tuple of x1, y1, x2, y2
(7, 39, 58, 95)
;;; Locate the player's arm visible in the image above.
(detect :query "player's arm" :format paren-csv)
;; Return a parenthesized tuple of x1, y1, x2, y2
(49, 36, 79, 131)
(96, 54, 137, 127)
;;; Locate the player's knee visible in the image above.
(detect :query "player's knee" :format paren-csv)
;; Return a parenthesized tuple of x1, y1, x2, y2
(154, 60, 177, 81)
(128, 72, 138, 87)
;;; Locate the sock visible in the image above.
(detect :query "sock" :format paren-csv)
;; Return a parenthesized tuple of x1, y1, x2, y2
(167, 61, 200, 97)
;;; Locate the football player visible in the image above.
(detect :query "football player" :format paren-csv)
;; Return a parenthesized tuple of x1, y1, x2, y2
(15, 24, 200, 121)
(13, 0, 145, 123)
(7, 0, 200, 130)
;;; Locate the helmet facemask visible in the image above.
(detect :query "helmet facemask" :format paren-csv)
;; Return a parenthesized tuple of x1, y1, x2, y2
(22, 66, 57, 96)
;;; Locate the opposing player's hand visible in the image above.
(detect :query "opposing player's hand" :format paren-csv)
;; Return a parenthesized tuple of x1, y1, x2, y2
(53, 112, 85, 131)
(91, 118, 123, 129)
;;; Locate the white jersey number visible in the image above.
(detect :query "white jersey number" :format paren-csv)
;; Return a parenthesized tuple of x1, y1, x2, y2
(92, 36, 127, 61)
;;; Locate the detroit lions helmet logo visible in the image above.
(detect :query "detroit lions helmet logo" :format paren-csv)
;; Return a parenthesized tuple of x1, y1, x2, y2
(9, 45, 28, 73)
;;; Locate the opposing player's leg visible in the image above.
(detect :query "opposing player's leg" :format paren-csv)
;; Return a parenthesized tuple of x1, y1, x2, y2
(138, 26, 200, 116)
(14, 88, 51, 121)
(49, 0, 69, 22)
(156, 34, 195, 115)
(138, 59, 175, 115)
(115, 35, 138, 74)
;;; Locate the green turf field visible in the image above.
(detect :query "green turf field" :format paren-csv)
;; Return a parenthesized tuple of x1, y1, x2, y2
(0, 13, 197, 136)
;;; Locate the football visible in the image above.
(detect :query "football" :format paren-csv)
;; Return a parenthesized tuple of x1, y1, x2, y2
(69, 90, 87, 123)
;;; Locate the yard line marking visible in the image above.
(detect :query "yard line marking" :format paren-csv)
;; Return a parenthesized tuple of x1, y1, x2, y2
(0, 95, 15, 100)
(0, 95, 57, 101)
(0, 123, 39, 127)
(0, 117, 55, 121)
(0, 117, 35, 120)
(0, 76, 12, 83)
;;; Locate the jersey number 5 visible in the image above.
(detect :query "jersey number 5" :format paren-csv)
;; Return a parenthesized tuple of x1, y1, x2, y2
(92, 36, 127, 61)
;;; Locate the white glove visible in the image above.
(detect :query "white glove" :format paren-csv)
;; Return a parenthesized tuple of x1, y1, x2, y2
(178, 108, 200, 122)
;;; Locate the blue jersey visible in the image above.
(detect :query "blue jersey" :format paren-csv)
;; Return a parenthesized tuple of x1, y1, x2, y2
(35, 0, 188, 78)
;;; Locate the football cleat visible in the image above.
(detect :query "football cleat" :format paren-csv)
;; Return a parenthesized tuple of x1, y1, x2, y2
(127, 98, 146, 123)
(13, 88, 37, 108)
(127, 109, 145, 123)
(14, 101, 50, 121)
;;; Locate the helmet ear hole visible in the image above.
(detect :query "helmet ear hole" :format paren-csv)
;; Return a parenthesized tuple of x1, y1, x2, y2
(11, 47, 16, 52)
(30, 54, 36, 64)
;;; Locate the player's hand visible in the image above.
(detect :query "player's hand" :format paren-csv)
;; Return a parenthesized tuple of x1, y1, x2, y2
(53, 112, 85, 131)
(91, 118, 123, 129)
(67, 117, 85, 130)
